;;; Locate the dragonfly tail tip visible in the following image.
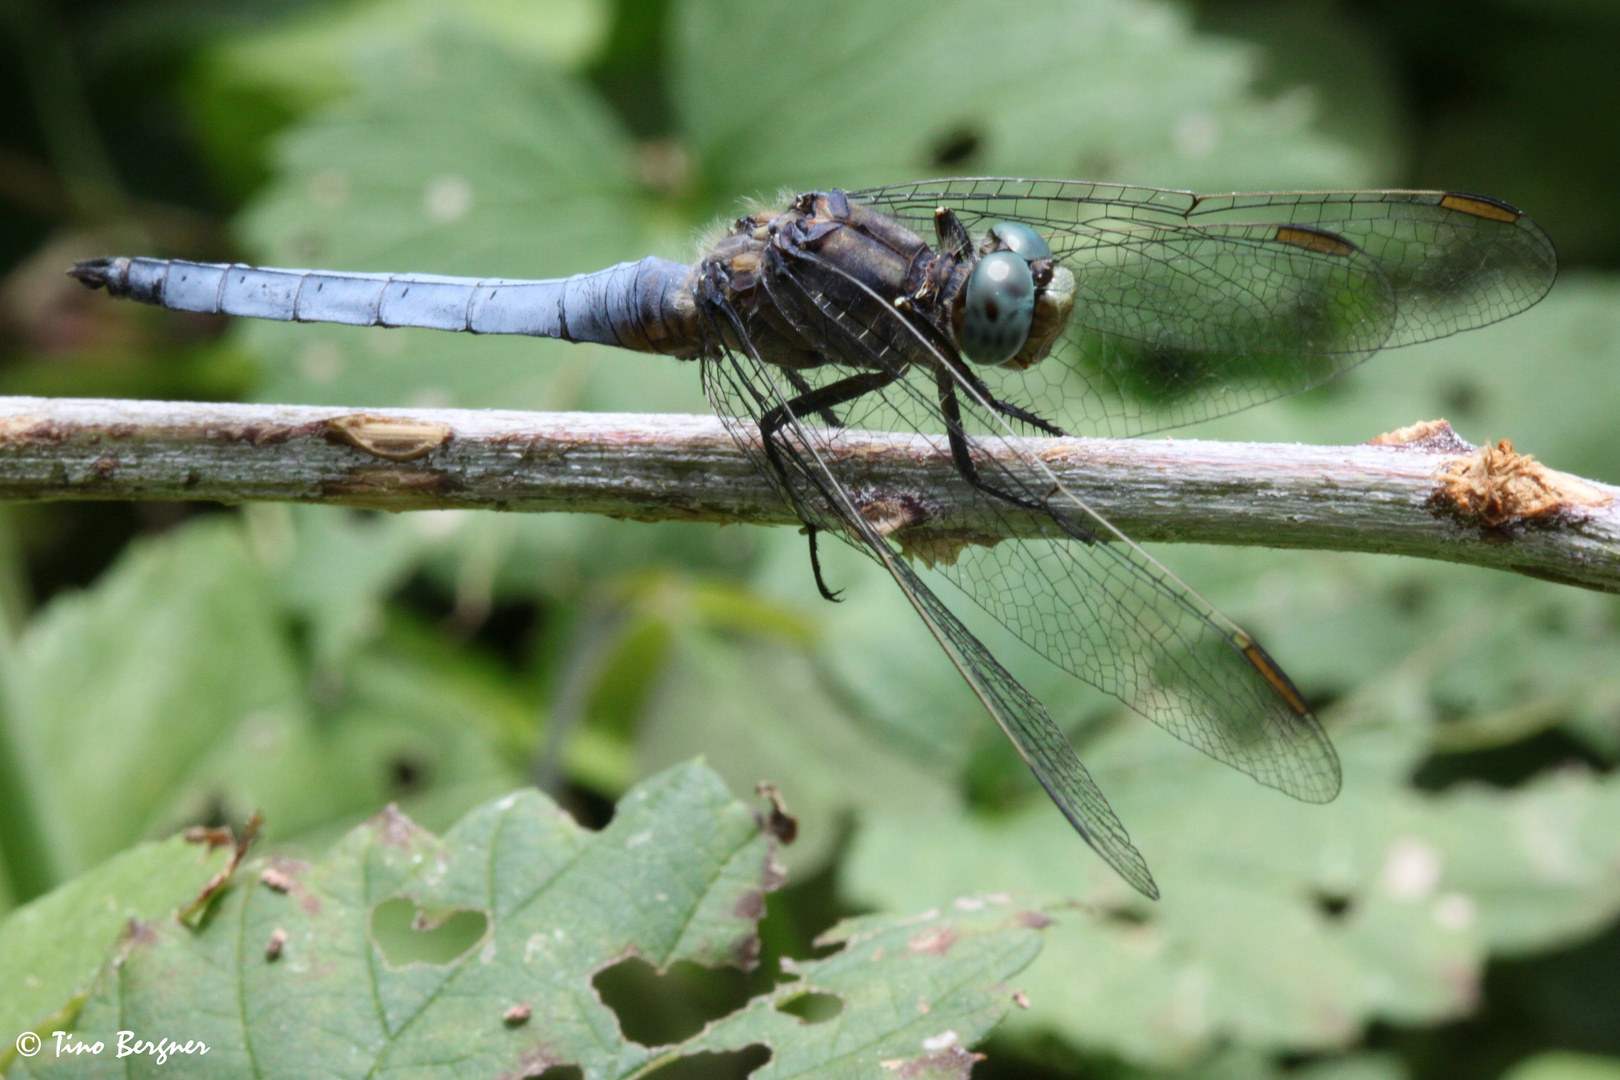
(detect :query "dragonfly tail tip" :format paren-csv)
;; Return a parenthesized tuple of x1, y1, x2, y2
(67, 257, 115, 291)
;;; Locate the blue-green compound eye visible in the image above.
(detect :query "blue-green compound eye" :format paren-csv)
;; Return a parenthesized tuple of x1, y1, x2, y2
(988, 221, 1052, 260)
(960, 251, 1035, 366)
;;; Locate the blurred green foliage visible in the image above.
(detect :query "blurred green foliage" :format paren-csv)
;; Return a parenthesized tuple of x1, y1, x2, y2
(0, 0, 1618, 1077)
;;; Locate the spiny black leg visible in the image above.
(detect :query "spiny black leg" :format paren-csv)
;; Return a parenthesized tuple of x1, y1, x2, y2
(861, 279, 1067, 440)
(950, 363, 1068, 437)
(806, 525, 842, 602)
(698, 285, 894, 557)
(987, 396, 1067, 436)
(933, 364, 1039, 512)
(759, 368, 899, 479)
(785, 369, 843, 428)
(758, 368, 902, 599)
(934, 364, 1098, 544)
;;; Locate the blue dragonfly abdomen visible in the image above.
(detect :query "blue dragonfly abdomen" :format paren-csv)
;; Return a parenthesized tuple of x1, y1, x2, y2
(69, 255, 701, 358)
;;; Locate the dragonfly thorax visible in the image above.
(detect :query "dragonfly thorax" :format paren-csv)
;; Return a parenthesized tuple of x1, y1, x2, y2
(698, 190, 1073, 375)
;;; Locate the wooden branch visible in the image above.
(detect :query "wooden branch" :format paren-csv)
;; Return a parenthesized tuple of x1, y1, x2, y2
(0, 397, 1615, 593)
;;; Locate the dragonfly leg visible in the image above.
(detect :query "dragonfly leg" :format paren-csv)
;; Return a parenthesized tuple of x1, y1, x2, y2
(759, 368, 902, 600)
(988, 398, 1067, 436)
(843, 259, 1067, 440)
(785, 369, 843, 428)
(952, 364, 1068, 437)
(805, 525, 842, 602)
(758, 368, 900, 473)
(934, 365, 1097, 543)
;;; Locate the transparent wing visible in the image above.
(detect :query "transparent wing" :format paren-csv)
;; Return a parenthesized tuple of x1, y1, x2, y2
(699, 310, 1159, 898)
(852, 178, 1557, 437)
(743, 242, 1342, 807)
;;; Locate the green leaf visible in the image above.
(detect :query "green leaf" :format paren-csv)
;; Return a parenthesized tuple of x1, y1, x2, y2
(1167, 1047, 1409, 1080)
(673, 904, 1044, 1079)
(237, 27, 698, 414)
(186, 0, 609, 199)
(1291, 1052, 1408, 1080)
(3, 514, 528, 880)
(1139, 546, 1620, 766)
(0, 835, 231, 1073)
(277, 621, 532, 844)
(674, 0, 1372, 201)
(10, 519, 304, 876)
(247, 503, 430, 672)
(16, 764, 1044, 1080)
(1196, 0, 1409, 183)
(751, 531, 993, 774)
(842, 665, 1620, 1068)
(751, 525, 1133, 793)
(1503, 1054, 1620, 1080)
(0, 632, 60, 907)
(631, 588, 963, 874)
(1179, 279, 1620, 487)
(206, 0, 608, 110)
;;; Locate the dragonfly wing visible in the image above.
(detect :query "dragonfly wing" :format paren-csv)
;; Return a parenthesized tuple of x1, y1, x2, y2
(1038, 221, 1398, 436)
(924, 433, 1345, 803)
(760, 247, 1342, 804)
(699, 326, 1159, 899)
(1180, 188, 1558, 347)
(883, 547, 1160, 899)
(852, 179, 1556, 437)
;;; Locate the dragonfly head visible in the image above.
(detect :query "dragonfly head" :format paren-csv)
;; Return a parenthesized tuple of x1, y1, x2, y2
(953, 222, 1074, 370)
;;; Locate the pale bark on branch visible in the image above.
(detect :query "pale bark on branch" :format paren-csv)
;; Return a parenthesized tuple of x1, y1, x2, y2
(0, 396, 1615, 593)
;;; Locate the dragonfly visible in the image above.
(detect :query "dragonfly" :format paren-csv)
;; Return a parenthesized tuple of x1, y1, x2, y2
(70, 178, 1557, 898)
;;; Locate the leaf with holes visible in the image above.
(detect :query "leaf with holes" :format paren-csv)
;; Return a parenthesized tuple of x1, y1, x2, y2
(13, 762, 1044, 1080)
(668, 902, 1046, 1079)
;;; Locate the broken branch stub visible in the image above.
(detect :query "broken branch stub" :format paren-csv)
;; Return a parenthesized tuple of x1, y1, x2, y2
(1432, 437, 1613, 528)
